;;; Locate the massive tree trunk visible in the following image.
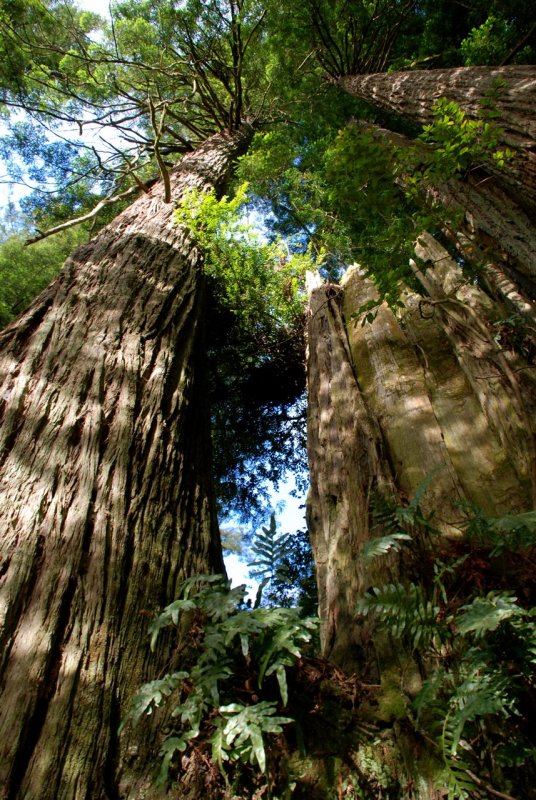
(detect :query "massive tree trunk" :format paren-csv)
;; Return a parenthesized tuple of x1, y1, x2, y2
(0, 126, 251, 800)
(338, 65, 536, 213)
(307, 234, 535, 665)
(305, 234, 536, 797)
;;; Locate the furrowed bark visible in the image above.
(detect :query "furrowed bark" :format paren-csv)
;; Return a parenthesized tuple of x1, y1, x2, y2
(307, 237, 536, 668)
(0, 126, 251, 800)
(338, 65, 536, 213)
(412, 232, 536, 505)
(305, 272, 395, 671)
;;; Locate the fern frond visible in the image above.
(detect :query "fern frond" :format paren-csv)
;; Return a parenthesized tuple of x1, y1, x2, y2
(123, 672, 187, 728)
(358, 582, 441, 649)
(458, 591, 521, 639)
(362, 532, 412, 562)
(215, 701, 293, 773)
(462, 505, 536, 555)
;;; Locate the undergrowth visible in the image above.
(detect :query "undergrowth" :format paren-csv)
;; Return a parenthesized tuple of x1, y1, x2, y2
(360, 491, 536, 799)
(124, 487, 536, 799)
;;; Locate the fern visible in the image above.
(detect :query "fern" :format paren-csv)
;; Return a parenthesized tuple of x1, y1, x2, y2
(362, 532, 412, 562)
(357, 582, 443, 649)
(255, 607, 318, 703)
(156, 734, 197, 787)
(364, 472, 443, 563)
(124, 574, 318, 789)
(359, 491, 536, 800)
(120, 672, 187, 730)
(213, 702, 292, 773)
(457, 591, 522, 639)
(462, 504, 536, 555)
(249, 513, 294, 606)
(439, 760, 476, 800)
(443, 668, 512, 756)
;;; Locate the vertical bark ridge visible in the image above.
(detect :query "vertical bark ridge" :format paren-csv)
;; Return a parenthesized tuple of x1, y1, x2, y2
(306, 273, 395, 670)
(413, 232, 536, 504)
(0, 126, 251, 799)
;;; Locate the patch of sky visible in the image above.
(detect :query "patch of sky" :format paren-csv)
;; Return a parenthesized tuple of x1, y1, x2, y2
(222, 472, 307, 602)
(78, 0, 112, 19)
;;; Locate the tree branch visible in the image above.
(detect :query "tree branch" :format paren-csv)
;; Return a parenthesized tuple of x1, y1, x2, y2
(24, 185, 141, 245)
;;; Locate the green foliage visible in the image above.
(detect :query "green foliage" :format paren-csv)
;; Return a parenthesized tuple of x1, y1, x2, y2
(249, 513, 292, 605)
(363, 472, 444, 563)
(177, 184, 315, 519)
(358, 488, 536, 800)
(461, 16, 511, 66)
(241, 94, 515, 318)
(0, 226, 86, 329)
(461, 504, 536, 556)
(358, 583, 444, 651)
(212, 701, 292, 774)
(457, 590, 525, 638)
(176, 183, 319, 330)
(123, 574, 318, 789)
(239, 123, 422, 306)
(413, 97, 514, 182)
(245, 512, 317, 613)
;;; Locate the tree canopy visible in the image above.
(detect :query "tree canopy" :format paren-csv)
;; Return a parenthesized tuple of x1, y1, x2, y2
(1, 0, 535, 516)
(0, 1, 535, 799)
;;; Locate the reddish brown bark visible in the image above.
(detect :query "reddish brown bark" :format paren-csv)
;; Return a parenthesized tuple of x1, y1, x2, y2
(0, 127, 251, 800)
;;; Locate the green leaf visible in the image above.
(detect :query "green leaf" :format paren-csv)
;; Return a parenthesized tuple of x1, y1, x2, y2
(458, 592, 520, 638)
(275, 664, 288, 706)
(362, 532, 412, 562)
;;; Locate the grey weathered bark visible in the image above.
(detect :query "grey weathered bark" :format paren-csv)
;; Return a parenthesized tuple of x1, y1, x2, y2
(307, 236, 536, 667)
(338, 65, 536, 213)
(306, 237, 536, 798)
(0, 126, 251, 800)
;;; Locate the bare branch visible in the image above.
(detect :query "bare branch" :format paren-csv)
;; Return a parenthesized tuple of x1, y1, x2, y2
(24, 185, 141, 245)
(149, 97, 171, 203)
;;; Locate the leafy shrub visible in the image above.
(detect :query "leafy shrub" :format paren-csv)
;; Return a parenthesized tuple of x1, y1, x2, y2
(460, 16, 510, 66)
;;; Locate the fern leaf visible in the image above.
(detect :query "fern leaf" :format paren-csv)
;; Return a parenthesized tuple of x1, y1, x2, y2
(362, 532, 412, 562)
(358, 583, 440, 650)
(156, 732, 196, 787)
(123, 672, 187, 728)
(408, 465, 445, 511)
(458, 591, 520, 639)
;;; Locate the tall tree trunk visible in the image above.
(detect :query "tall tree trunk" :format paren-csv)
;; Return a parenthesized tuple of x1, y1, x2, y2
(338, 65, 536, 213)
(0, 126, 251, 800)
(307, 236, 535, 666)
(305, 236, 536, 798)
(305, 273, 395, 671)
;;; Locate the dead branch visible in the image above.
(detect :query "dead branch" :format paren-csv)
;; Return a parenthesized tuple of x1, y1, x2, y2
(24, 185, 141, 245)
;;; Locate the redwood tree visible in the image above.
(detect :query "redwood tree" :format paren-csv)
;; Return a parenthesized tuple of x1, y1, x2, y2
(0, 123, 251, 800)
(1, 2, 535, 797)
(338, 65, 536, 213)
